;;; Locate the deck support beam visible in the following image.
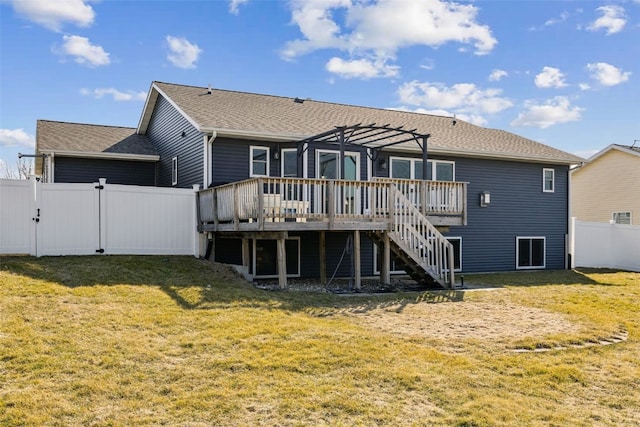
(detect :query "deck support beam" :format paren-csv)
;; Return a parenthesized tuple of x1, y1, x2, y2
(277, 237, 287, 289)
(241, 238, 250, 271)
(381, 232, 390, 285)
(354, 230, 361, 290)
(319, 231, 327, 284)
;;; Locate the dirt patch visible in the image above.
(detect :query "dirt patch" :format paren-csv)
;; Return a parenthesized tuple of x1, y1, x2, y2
(346, 301, 582, 344)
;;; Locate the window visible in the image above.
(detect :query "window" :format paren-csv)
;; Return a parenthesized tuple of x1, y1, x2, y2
(250, 146, 269, 177)
(543, 168, 554, 192)
(281, 149, 298, 177)
(516, 237, 545, 269)
(612, 212, 632, 224)
(390, 157, 455, 181)
(447, 237, 462, 272)
(171, 156, 178, 186)
(253, 238, 300, 278)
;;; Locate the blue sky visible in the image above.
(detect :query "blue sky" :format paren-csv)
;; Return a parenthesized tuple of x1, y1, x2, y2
(1, 0, 639, 176)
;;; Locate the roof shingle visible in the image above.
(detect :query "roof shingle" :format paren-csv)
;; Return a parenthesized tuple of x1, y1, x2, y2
(37, 120, 157, 156)
(152, 81, 584, 164)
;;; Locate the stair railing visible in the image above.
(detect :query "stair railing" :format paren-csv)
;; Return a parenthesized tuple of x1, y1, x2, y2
(389, 185, 455, 287)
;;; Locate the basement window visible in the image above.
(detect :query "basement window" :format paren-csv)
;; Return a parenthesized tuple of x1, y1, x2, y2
(253, 238, 300, 278)
(516, 237, 545, 269)
(612, 212, 631, 224)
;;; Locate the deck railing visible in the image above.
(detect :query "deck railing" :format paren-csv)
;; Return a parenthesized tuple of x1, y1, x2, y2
(197, 177, 467, 226)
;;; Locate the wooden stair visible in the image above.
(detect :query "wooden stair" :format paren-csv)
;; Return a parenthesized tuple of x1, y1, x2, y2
(367, 185, 455, 289)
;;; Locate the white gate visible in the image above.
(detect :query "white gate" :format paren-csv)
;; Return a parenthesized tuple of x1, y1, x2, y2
(0, 179, 36, 254)
(0, 178, 198, 257)
(37, 182, 101, 256)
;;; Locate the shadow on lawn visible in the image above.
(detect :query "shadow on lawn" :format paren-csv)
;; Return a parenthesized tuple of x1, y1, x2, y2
(0, 255, 468, 315)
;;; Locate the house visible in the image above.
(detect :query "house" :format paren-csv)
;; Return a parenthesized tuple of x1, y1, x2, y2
(35, 81, 584, 288)
(36, 120, 158, 186)
(571, 144, 640, 225)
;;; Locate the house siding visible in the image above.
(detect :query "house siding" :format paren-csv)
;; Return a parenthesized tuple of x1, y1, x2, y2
(211, 143, 570, 275)
(446, 157, 569, 272)
(53, 157, 156, 186)
(572, 149, 640, 224)
(146, 95, 203, 188)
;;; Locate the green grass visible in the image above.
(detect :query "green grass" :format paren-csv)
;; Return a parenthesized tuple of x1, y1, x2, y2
(1, 256, 639, 426)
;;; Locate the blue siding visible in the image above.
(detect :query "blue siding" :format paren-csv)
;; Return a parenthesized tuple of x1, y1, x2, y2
(146, 96, 203, 188)
(446, 157, 569, 272)
(54, 157, 156, 186)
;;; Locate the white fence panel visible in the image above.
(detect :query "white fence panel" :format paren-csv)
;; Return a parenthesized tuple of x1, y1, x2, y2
(37, 183, 100, 256)
(0, 179, 35, 255)
(573, 219, 640, 272)
(102, 184, 197, 255)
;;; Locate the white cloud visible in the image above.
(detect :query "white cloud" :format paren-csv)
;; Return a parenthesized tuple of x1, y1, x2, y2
(488, 69, 508, 82)
(586, 62, 631, 86)
(544, 11, 570, 27)
(0, 128, 36, 148)
(534, 66, 568, 88)
(10, 0, 96, 31)
(80, 88, 147, 101)
(166, 35, 202, 69)
(282, 0, 497, 79)
(578, 83, 591, 91)
(229, 0, 249, 14)
(325, 57, 399, 79)
(587, 5, 626, 35)
(59, 35, 110, 67)
(398, 81, 513, 115)
(511, 96, 584, 129)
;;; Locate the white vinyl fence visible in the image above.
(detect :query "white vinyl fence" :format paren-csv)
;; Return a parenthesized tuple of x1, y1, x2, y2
(0, 178, 199, 257)
(571, 218, 640, 272)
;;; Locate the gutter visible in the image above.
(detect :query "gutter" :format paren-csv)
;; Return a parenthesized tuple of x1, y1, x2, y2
(39, 150, 160, 162)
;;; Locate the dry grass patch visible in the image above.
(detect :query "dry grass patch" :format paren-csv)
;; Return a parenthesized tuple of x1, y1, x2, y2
(1, 256, 639, 426)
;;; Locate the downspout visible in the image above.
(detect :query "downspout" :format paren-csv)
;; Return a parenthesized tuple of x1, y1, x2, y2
(203, 131, 217, 188)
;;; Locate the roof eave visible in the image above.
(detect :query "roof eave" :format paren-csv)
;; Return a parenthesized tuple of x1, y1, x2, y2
(39, 149, 159, 162)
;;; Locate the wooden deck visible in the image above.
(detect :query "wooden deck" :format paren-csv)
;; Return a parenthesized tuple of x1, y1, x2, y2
(196, 177, 467, 233)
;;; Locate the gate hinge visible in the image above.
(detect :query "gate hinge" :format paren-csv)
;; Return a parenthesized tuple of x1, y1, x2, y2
(95, 185, 104, 190)
(96, 248, 105, 253)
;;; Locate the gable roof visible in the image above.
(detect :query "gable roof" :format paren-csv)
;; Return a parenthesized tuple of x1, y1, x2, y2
(571, 143, 640, 175)
(138, 81, 584, 165)
(37, 120, 159, 160)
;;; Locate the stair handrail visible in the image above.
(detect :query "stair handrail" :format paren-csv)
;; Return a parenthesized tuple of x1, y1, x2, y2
(389, 185, 455, 287)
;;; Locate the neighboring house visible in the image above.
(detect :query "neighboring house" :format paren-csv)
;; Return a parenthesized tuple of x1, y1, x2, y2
(35, 81, 584, 286)
(571, 144, 640, 225)
(36, 120, 158, 185)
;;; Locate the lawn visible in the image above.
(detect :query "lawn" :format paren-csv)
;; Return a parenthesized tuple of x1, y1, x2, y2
(1, 256, 638, 426)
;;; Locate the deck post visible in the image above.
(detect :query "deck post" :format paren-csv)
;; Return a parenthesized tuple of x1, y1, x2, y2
(319, 231, 327, 284)
(354, 230, 361, 290)
(233, 184, 240, 231)
(328, 181, 335, 230)
(381, 232, 391, 285)
(447, 242, 455, 288)
(277, 237, 287, 289)
(242, 238, 250, 271)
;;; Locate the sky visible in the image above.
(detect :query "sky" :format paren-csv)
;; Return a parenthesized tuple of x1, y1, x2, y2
(1, 0, 639, 177)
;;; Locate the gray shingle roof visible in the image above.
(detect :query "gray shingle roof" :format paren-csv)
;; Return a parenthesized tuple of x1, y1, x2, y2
(37, 120, 157, 156)
(151, 81, 584, 165)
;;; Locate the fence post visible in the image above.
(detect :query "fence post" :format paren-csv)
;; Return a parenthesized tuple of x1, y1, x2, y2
(193, 184, 201, 258)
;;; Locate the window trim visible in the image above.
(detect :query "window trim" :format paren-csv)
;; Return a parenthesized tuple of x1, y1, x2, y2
(389, 156, 455, 181)
(281, 148, 298, 177)
(250, 146, 270, 177)
(612, 211, 632, 225)
(252, 237, 301, 279)
(543, 168, 555, 193)
(447, 237, 463, 272)
(171, 156, 178, 186)
(516, 236, 546, 270)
